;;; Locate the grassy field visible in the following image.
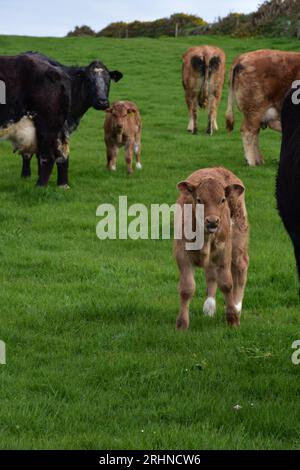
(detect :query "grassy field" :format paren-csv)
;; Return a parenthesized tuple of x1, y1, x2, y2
(0, 33, 300, 450)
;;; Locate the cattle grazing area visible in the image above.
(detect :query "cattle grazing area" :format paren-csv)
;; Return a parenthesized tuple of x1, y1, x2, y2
(0, 34, 299, 450)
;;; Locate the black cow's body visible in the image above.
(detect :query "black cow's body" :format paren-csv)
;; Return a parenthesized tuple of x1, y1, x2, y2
(276, 86, 300, 289)
(0, 52, 123, 187)
(0, 53, 71, 186)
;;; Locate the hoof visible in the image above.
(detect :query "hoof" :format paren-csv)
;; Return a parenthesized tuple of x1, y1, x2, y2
(136, 162, 142, 170)
(176, 316, 189, 330)
(226, 307, 240, 327)
(58, 184, 70, 190)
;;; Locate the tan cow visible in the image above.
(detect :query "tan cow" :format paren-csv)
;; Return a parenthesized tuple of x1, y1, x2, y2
(104, 100, 142, 174)
(182, 46, 226, 135)
(175, 167, 249, 329)
(226, 49, 300, 166)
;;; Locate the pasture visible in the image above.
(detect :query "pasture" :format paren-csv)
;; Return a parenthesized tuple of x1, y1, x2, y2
(0, 33, 299, 450)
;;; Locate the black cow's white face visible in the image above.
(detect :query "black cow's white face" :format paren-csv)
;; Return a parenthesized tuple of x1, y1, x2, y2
(86, 61, 123, 110)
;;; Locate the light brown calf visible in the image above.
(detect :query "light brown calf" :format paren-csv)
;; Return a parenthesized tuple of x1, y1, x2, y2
(175, 167, 249, 329)
(182, 46, 226, 135)
(226, 49, 300, 166)
(104, 100, 142, 174)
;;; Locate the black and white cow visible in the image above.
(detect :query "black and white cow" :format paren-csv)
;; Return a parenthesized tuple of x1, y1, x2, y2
(276, 84, 300, 293)
(0, 52, 123, 187)
(0, 53, 71, 186)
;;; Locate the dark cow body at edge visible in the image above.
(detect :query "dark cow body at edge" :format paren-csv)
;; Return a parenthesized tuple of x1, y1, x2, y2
(276, 86, 300, 292)
(0, 53, 71, 186)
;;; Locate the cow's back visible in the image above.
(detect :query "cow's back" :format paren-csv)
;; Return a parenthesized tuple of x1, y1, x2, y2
(232, 49, 300, 113)
(0, 54, 70, 129)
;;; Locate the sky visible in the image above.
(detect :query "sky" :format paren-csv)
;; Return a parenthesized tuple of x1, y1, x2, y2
(0, 0, 260, 37)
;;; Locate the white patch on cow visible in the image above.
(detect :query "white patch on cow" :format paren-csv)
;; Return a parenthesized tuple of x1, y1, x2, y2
(110, 165, 116, 171)
(187, 117, 194, 132)
(203, 297, 216, 317)
(0, 116, 37, 154)
(58, 184, 70, 190)
(94, 67, 104, 73)
(136, 162, 142, 170)
(264, 107, 278, 123)
(235, 302, 242, 313)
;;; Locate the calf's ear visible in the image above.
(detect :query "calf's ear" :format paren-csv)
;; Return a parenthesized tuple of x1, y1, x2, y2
(110, 70, 123, 82)
(177, 181, 195, 194)
(105, 107, 113, 113)
(225, 183, 244, 198)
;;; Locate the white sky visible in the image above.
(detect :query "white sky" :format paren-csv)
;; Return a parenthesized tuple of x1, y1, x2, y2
(0, 0, 260, 37)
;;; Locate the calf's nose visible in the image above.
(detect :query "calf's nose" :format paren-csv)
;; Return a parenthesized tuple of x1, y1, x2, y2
(205, 216, 220, 227)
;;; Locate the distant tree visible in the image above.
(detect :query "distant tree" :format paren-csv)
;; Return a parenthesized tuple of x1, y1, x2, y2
(67, 25, 96, 37)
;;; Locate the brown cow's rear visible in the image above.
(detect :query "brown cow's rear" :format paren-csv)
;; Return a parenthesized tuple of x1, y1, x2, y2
(182, 46, 226, 135)
(175, 167, 249, 329)
(104, 100, 142, 174)
(226, 49, 300, 166)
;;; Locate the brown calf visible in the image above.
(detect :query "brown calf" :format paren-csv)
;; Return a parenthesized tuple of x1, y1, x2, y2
(104, 100, 142, 174)
(182, 46, 226, 135)
(226, 49, 300, 166)
(175, 167, 249, 329)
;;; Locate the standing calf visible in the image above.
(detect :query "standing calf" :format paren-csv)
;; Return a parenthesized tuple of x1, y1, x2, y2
(104, 101, 142, 174)
(182, 46, 225, 135)
(175, 167, 249, 329)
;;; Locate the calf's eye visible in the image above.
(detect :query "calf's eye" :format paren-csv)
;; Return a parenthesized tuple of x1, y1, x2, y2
(221, 198, 226, 204)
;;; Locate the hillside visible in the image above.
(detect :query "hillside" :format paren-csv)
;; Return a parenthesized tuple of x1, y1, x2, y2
(67, 0, 300, 38)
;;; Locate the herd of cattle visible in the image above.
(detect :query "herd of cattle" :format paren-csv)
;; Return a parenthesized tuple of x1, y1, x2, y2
(0, 45, 300, 328)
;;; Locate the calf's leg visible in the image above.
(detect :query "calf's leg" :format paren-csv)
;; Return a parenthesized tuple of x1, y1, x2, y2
(106, 146, 118, 171)
(231, 253, 249, 314)
(217, 267, 239, 326)
(203, 262, 217, 317)
(176, 264, 195, 330)
(134, 130, 142, 169)
(125, 141, 134, 175)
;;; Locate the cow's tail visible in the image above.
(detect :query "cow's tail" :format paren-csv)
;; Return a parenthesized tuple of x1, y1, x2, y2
(226, 65, 236, 132)
(203, 59, 210, 109)
(191, 55, 208, 108)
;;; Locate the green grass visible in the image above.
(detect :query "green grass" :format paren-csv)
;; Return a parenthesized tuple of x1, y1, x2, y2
(0, 33, 300, 450)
